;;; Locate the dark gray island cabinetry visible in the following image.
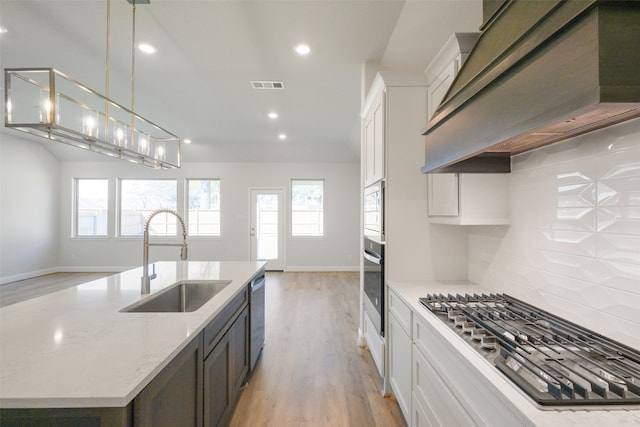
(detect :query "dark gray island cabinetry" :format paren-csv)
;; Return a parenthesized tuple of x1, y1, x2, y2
(0, 262, 265, 427)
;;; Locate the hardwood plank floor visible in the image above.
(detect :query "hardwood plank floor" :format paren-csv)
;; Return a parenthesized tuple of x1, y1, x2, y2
(230, 272, 407, 427)
(0, 272, 113, 308)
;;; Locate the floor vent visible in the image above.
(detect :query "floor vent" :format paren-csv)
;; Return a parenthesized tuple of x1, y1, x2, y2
(251, 81, 285, 90)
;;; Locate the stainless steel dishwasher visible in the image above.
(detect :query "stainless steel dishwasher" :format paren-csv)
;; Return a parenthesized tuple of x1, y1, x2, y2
(249, 271, 266, 371)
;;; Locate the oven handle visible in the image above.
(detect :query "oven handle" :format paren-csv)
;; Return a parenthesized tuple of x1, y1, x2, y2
(363, 251, 382, 265)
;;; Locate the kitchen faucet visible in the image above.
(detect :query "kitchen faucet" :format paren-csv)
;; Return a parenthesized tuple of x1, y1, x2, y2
(141, 209, 188, 294)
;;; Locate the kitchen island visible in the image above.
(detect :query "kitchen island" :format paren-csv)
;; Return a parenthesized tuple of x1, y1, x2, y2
(0, 261, 265, 426)
(388, 280, 640, 426)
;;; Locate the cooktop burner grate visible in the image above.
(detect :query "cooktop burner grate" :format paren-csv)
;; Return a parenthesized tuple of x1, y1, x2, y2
(419, 293, 640, 406)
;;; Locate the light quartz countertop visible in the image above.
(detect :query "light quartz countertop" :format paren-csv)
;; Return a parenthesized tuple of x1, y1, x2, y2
(388, 280, 640, 426)
(0, 261, 265, 409)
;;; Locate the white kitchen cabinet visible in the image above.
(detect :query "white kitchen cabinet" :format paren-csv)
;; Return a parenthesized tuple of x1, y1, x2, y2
(362, 84, 385, 187)
(427, 173, 510, 225)
(411, 391, 434, 427)
(387, 289, 412, 422)
(413, 312, 532, 427)
(425, 32, 479, 123)
(361, 72, 428, 189)
(363, 310, 384, 377)
(424, 33, 510, 225)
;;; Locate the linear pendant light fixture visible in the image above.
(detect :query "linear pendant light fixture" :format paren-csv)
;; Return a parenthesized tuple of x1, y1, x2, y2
(3, 0, 181, 168)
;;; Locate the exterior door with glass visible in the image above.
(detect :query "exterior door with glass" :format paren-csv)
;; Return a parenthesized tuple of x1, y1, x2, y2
(249, 189, 285, 271)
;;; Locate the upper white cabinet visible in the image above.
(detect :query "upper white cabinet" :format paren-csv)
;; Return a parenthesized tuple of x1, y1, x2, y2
(361, 72, 427, 188)
(427, 173, 510, 225)
(362, 82, 386, 187)
(424, 33, 510, 226)
(425, 32, 479, 123)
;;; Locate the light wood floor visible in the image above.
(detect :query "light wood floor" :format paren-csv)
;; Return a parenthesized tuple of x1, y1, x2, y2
(0, 272, 113, 308)
(0, 271, 407, 426)
(230, 272, 407, 427)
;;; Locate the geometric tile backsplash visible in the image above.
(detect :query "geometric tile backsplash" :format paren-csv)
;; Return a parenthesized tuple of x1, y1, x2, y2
(467, 117, 640, 350)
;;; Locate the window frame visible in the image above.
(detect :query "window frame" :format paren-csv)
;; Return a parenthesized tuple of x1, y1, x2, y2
(185, 178, 222, 238)
(290, 179, 325, 238)
(73, 178, 109, 238)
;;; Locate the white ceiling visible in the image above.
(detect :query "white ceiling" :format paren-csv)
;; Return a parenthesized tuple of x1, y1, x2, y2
(0, 0, 482, 164)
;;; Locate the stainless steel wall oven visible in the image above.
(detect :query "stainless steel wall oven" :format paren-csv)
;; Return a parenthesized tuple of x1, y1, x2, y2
(363, 237, 385, 336)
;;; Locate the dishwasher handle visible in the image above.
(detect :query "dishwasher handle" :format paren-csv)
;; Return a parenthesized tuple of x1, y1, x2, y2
(251, 273, 266, 291)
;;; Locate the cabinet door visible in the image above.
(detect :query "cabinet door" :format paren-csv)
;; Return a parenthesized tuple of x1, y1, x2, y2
(427, 173, 458, 217)
(427, 61, 456, 121)
(204, 306, 249, 427)
(364, 117, 376, 186)
(412, 392, 435, 427)
(230, 306, 249, 398)
(364, 90, 385, 187)
(412, 344, 475, 427)
(134, 336, 203, 427)
(372, 94, 385, 183)
(388, 312, 412, 423)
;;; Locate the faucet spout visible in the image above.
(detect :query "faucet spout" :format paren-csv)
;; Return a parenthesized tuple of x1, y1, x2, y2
(141, 209, 188, 294)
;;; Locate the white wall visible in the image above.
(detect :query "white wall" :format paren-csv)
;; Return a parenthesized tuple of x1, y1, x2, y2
(0, 135, 60, 283)
(57, 160, 360, 272)
(468, 118, 640, 349)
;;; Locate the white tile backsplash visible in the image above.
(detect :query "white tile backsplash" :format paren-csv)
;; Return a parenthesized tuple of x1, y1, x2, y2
(468, 118, 640, 350)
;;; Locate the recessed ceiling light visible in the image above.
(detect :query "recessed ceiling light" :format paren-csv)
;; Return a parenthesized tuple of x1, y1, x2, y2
(138, 43, 157, 54)
(294, 44, 310, 56)
(0, 27, 8, 34)
(278, 133, 287, 140)
(268, 112, 279, 119)
(183, 139, 192, 144)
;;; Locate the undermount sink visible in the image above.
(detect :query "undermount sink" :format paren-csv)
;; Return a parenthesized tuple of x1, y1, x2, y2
(121, 281, 232, 313)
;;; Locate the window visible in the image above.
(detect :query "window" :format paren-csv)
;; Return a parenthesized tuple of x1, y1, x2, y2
(75, 179, 108, 236)
(187, 179, 221, 236)
(119, 179, 177, 236)
(291, 179, 324, 237)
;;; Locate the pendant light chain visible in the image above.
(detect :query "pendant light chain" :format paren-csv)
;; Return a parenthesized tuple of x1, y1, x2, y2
(131, 2, 137, 139)
(104, 0, 111, 141)
(131, 3, 136, 113)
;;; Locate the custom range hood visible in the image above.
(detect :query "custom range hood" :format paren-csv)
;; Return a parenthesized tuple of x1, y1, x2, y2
(422, 0, 640, 173)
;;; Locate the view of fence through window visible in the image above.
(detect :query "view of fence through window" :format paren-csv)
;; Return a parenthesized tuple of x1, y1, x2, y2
(75, 179, 108, 236)
(291, 179, 324, 237)
(188, 179, 221, 236)
(120, 179, 177, 236)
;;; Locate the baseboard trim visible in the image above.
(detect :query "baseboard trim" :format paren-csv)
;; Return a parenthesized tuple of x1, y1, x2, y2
(59, 266, 129, 273)
(0, 267, 60, 285)
(284, 266, 359, 272)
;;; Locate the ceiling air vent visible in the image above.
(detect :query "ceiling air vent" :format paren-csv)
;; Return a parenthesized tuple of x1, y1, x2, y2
(251, 81, 285, 90)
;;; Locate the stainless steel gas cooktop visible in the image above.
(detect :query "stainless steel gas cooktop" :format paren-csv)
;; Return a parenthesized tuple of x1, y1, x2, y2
(419, 293, 640, 407)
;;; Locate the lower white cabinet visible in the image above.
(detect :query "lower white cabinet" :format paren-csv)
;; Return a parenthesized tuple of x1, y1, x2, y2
(412, 343, 475, 427)
(363, 310, 384, 378)
(388, 312, 412, 421)
(385, 285, 533, 427)
(387, 289, 413, 421)
(411, 392, 434, 427)
(412, 312, 532, 427)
